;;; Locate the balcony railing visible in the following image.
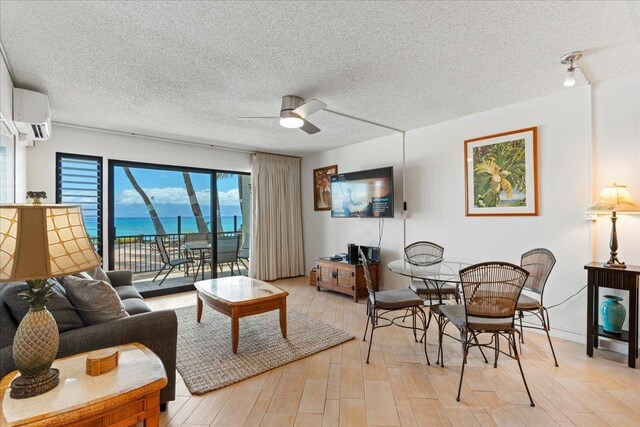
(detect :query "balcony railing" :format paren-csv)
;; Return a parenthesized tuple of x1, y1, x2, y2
(112, 231, 241, 273)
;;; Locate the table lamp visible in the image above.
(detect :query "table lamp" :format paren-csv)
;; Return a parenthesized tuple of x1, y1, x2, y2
(0, 204, 100, 398)
(586, 184, 640, 269)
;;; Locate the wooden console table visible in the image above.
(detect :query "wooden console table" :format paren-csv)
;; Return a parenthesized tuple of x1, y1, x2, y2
(585, 263, 640, 368)
(0, 343, 167, 426)
(315, 257, 380, 302)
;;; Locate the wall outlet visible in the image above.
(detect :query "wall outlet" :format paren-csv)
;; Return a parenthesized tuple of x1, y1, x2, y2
(585, 212, 598, 221)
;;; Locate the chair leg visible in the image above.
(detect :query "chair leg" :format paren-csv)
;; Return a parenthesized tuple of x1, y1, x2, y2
(363, 300, 371, 341)
(510, 331, 535, 407)
(366, 308, 376, 364)
(456, 330, 469, 402)
(153, 265, 166, 282)
(417, 307, 430, 366)
(193, 262, 202, 283)
(519, 310, 525, 343)
(412, 308, 418, 342)
(420, 309, 430, 343)
(494, 332, 499, 368)
(437, 316, 445, 367)
(158, 265, 175, 286)
(472, 332, 489, 364)
(541, 307, 559, 367)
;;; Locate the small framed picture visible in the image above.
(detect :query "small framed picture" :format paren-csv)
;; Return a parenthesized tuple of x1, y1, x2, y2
(464, 127, 538, 216)
(313, 165, 338, 211)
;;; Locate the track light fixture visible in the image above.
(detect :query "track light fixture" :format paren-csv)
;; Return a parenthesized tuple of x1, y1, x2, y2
(560, 51, 583, 87)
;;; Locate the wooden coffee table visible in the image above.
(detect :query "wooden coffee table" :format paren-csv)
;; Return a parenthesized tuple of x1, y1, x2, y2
(195, 276, 289, 353)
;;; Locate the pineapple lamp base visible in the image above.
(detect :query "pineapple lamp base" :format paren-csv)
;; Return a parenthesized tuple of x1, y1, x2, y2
(10, 368, 60, 399)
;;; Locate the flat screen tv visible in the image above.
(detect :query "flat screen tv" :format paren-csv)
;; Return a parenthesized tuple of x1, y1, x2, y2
(330, 167, 394, 218)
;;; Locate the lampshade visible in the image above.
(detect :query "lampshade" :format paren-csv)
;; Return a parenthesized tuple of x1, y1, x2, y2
(0, 204, 100, 281)
(586, 184, 640, 214)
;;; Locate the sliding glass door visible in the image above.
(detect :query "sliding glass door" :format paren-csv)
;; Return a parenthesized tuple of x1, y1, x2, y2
(108, 160, 249, 292)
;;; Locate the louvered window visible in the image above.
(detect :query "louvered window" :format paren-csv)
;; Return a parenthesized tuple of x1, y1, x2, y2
(56, 153, 103, 257)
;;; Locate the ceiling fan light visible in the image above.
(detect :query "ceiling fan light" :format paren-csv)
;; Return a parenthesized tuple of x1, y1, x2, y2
(280, 116, 304, 128)
(564, 69, 576, 87)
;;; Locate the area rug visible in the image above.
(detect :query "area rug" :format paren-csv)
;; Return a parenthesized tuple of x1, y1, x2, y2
(174, 305, 354, 395)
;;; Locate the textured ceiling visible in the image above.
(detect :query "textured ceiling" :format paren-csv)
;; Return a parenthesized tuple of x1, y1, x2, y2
(1, 1, 639, 156)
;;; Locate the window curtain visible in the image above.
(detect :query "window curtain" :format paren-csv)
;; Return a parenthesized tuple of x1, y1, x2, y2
(249, 153, 305, 280)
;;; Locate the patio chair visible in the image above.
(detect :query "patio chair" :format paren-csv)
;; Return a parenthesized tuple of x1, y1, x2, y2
(238, 232, 250, 273)
(153, 236, 194, 286)
(438, 261, 534, 406)
(517, 248, 559, 366)
(361, 248, 431, 365)
(209, 235, 241, 276)
(184, 232, 209, 245)
(183, 233, 210, 273)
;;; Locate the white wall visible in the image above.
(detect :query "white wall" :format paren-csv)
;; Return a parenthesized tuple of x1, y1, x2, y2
(302, 132, 406, 289)
(26, 124, 252, 266)
(591, 73, 640, 267)
(302, 72, 640, 344)
(1, 52, 26, 202)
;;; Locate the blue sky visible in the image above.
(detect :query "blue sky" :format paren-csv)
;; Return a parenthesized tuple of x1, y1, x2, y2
(113, 167, 243, 217)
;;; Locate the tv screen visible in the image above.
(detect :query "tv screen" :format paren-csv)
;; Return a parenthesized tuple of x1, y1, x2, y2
(330, 167, 394, 218)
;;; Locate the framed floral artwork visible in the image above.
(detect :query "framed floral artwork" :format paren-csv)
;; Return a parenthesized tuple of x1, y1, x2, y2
(313, 165, 337, 211)
(464, 127, 538, 216)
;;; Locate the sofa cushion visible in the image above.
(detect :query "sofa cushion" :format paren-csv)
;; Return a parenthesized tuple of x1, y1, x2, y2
(115, 286, 143, 301)
(63, 275, 129, 325)
(2, 281, 85, 333)
(123, 298, 152, 316)
(0, 287, 19, 348)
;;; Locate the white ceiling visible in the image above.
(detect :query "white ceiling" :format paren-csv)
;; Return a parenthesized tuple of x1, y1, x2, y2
(1, 1, 639, 156)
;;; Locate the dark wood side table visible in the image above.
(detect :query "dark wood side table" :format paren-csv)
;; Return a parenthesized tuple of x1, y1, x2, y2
(315, 257, 380, 302)
(585, 262, 640, 368)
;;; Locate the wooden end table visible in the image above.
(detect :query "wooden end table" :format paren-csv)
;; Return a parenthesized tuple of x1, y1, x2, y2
(585, 263, 640, 368)
(195, 276, 289, 353)
(0, 343, 167, 427)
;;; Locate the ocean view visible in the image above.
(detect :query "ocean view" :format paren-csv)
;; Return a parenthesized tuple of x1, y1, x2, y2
(110, 216, 243, 236)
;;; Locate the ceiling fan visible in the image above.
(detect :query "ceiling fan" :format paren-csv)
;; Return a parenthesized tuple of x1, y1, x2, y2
(236, 95, 327, 134)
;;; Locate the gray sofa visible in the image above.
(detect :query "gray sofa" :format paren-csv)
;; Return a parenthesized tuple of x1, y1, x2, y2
(0, 270, 177, 407)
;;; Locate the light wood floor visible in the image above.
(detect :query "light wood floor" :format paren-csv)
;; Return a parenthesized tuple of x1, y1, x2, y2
(146, 276, 640, 427)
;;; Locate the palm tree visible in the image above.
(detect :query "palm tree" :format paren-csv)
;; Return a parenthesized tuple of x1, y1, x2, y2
(122, 167, 167, 235)
(216, 173, 231, 233)
(182, 172, 209, 234)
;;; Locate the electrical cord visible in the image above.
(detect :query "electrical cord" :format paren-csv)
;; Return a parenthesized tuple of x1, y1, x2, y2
(545, 284, 588, 310)
(377, 217, 384, 249)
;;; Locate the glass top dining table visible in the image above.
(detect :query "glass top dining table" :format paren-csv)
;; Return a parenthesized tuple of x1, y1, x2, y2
(388, 257, 478, 305)
(387, 258, 477, 284)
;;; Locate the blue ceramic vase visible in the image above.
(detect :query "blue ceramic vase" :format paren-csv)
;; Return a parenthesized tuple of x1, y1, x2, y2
(601, 295, 626, 334)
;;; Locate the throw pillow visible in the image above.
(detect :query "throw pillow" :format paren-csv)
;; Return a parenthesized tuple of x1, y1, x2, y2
(63, 275, 128, 325)
(77, 265, 112, 284)
(3, 280, 85, 332)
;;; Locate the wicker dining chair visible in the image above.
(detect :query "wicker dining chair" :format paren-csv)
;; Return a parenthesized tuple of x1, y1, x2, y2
(438, 261, 535, 406)
(518, 248, 558, 366)
(404, 241, 459, 303)
(403, 241, 459, 337)
(361, 248, 430, 365)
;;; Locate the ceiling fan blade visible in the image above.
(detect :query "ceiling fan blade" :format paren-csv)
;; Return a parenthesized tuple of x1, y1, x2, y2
(236, 116, 279, 120)
(292, 99, 326, 118)
(300, 120, 320, 134)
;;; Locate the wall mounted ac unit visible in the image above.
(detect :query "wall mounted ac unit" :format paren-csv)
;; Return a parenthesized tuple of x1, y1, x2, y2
(13, 88, 51, 145)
